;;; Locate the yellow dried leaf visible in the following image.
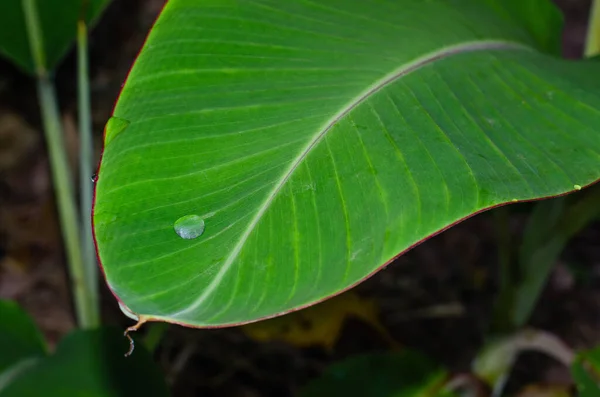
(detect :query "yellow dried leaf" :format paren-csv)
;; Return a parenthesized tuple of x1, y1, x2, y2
(242, 291, 399, 351)
(516, 384, 572, 397)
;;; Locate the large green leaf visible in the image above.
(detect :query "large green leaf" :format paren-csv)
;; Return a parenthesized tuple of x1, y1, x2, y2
(0, 300, 45, 374)
(0, 0, 110, 74)
(299, 351, 453, 397)
(0, 328, 169, 397)
(93, 0, 600, 327)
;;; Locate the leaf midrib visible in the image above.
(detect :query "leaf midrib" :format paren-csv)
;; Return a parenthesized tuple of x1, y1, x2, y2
(166, 40, 531, 321)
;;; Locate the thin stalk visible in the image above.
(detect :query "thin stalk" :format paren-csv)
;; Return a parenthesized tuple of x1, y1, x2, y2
(143, 322, 170, 353)
(77, 18, 100, 327)
(22, 0, 98, 328)
(585, 0, 600, 57)
(513, 187, 600, 327)
(38, 76, 96, 328)
(490, 207, 516, 335)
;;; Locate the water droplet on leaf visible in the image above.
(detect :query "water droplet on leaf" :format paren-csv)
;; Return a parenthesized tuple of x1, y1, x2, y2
(574, 184, 582, 190)
(105, 116, 131, 145)
(174, 215, 205, 239)
(91, 173, 98, 183)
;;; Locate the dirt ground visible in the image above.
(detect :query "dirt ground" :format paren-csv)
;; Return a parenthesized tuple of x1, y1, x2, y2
(0, 1, 598, 396)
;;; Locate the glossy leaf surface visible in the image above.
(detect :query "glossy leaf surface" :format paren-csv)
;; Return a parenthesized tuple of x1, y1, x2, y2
(93, 0, 600, 326)
(0, 0, 110, 74)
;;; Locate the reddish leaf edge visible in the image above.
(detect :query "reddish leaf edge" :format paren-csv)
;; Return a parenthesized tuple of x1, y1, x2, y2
(92, 176, 599, 331)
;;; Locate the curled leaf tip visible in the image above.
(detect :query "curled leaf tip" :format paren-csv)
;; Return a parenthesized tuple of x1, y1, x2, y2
(123, 317, 148, 357)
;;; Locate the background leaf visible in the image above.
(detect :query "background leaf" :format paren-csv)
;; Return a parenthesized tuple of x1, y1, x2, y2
(298, 351, 451, 397)
(482, 0, 563, 54)
(0, 300, 45, 374)
(571, 346, 600, 397)
(93, 0, 600, 327)
(513, 187, 600, 326)
(0, 327, 169, 397)
(0, 0, 110, 74)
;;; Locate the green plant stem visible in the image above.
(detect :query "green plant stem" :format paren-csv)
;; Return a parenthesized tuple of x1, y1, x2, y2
(38, 75, 97, 328)
(77, 18, 100, 328)
(585, 0, 600, 57)
(21, 0, 45, 75)
(513, 187, 600, 327)
(490, 206, 516, 334)
(22, 0, 98, 328)
(143, 322, 170, 353)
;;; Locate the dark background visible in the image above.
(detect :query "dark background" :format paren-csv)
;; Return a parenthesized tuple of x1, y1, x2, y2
(0, 1, 598, 396)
